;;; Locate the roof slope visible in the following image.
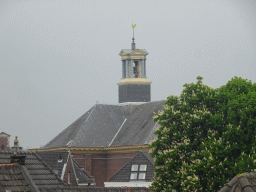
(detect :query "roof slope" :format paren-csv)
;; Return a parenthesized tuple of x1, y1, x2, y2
(71, 158, 94, 184)
(0, 164, 32, 192)
(0, 151, 66, 189)
(35, 151, 69, 179)
(110, 101, 164, 147)
(108, 151, 155, 182)
(43, 100, 165, 149)
(219, 172, 256, 192)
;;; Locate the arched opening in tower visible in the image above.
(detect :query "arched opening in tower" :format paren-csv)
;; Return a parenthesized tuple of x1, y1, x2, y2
(133, 61, 140, 78)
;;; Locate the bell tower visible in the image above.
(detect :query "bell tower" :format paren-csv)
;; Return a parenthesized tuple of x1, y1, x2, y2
(117, 24, 152, 103)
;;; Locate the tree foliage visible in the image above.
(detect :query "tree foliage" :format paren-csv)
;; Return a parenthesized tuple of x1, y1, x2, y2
(148, 76, 256, 192)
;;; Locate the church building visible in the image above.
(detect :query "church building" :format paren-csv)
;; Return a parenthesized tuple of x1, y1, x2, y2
(29, 26, 166, 188)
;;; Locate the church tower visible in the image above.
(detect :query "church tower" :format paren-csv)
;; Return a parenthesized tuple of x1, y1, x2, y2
(117, 24, 152, 103)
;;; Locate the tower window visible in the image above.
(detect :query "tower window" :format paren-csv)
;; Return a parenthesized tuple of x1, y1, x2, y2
(133, 61, 140, 78)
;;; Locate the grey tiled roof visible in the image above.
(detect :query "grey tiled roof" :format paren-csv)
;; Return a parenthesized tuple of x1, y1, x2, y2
(219, 172, 256, 192)
(0, 164, 32, 192)
(35, 151, 69, 180)
(108, 151, 155, 182)
(71, 158, 94, 184)
(0, 151, 66, 189)
(43, 101, 166, 149)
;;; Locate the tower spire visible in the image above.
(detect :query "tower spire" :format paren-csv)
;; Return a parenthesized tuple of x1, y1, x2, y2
(131, 24, 136, 50)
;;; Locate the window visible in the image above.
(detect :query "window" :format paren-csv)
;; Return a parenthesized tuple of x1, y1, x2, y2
(130, 163, 147, 182)
(68, 172, 71, 184)
(131, 165, 138, 171)
(138, 173, 146, 179)
(130, 173, 137, 180)
(139, 164, 147, 171)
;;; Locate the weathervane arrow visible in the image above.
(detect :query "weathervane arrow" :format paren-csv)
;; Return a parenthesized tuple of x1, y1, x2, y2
(132, 24, 136, 40)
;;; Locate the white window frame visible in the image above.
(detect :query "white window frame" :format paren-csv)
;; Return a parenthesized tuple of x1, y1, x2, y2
(139, 164, 147, 171)
(130, 173, 138, 180)
(131, 164, 138, 171)
(130, 163, 147, 182)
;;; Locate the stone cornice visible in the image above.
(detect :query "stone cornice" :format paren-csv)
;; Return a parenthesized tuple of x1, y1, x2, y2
(27, 145, 149, 154)
(117, 78, 152, 85)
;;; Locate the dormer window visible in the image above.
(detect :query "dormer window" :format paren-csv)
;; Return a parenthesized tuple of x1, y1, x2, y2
(130, 173, 137, 180)
(131, 165, 138, 171)
(138, 173, 146, 179)
(130, 164, 147, 182)
(140, 164, 147, 171)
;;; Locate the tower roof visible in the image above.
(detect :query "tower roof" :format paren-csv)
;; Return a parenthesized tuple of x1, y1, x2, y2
(119, 49, 148, 56)
(43, 100, 166, 149)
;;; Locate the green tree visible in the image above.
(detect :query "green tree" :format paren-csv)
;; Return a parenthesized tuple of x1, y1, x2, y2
(148, 76, 256, 192)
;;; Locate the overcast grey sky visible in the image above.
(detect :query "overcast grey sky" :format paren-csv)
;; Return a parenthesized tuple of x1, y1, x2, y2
(0, 0, 255, 149)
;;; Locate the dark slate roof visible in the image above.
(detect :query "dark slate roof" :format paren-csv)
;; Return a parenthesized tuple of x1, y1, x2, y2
(35, 151, 69, 180)
(141, 152, 155, 166)
(71, 158, 94, 184)
(43, 100, 165, 148)
(219, 172, 256, 192)
(0, 164, 32, 192)
(0, 151, 66, 189)
(108, 151, 155, 182)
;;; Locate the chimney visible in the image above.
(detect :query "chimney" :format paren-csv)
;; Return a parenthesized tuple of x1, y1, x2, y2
(10, 154, 26, 165)
(11, 136, 22, 152)
(14, 136, 19, 147)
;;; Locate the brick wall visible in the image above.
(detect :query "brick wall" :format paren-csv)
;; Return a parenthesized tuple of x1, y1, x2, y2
(72, 152, 137, 187)
(106, 152, 137, 181)
(0, 137, 10, 152)
(63, 154, 78, 186)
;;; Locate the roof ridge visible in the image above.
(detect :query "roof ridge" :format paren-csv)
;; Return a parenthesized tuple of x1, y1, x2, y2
(43, 105, 96, 149)
(20, 164, 40, 192)
(70, 156, 79, 185)
(140, 151, 154, 166)
(71, 158, 81, 168)
(70, 104, 98, 147)
(145, 120, 159, 145)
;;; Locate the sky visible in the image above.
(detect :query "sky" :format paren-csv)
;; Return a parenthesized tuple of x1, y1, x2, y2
(0, 0, 255, 149)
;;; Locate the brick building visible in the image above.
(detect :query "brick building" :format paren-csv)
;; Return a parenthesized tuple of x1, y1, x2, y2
(0, 132, 11, 152)
(35, 150, 95, 186)
(29, 28, 165, 188)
